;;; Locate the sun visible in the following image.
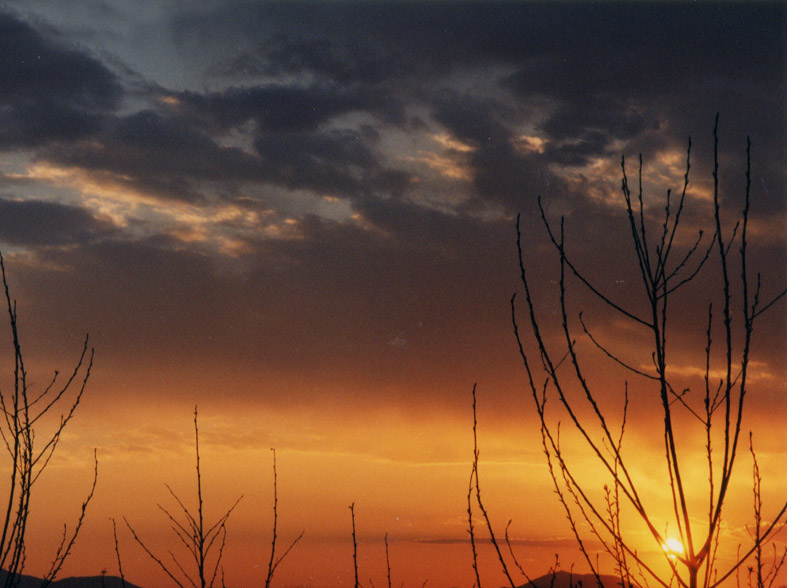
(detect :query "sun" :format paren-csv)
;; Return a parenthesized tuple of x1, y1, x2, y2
(662, 537, 685, 560)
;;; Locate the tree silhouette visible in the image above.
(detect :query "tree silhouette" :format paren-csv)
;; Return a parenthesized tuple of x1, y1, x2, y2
(511, 116, 786, 588)
(0, 252, 96, 588)
(264, 448, 303, 588)
(125, 407, 241, 588)
(121, 409, 302, 588)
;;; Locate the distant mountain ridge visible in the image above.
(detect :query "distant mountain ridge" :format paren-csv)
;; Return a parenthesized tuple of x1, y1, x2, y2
(0, 571, 143, 588)
(517, 570, 638, 588)
(0, 568, 628, 588)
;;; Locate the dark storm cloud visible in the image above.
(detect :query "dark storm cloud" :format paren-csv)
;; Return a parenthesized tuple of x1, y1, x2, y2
(470, 142, 556, 212)
(428, 92, 562, 210)
(0, 12, 120, 147)
(172, 1, 782, 217)
(2, 2, 782, 245)
(253, 128, 410, 198)
(172, 82, 411, 196)
(496, 3, 784, 181)
(179, 82, 402, 134)
(178, 2, 503, 84)
(3, 2, 779, 225)
(352, 191, 480, 250)
(0, 1, 782, 418)
(40, 109, 263, 202)
(0, 197, 117, 246)
(40, 105, 411, 204)
(430, 93, 509, 148)
(188, 2, 782, 99)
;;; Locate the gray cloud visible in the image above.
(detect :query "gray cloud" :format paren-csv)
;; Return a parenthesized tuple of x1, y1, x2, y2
(0, 197, 118, 246)
(252, 128, 409, 199)
(0, 3, 782, 414)
(5, 2, 782, 225)
(0, 12, 120, 148)
(40, 109, 263, 202)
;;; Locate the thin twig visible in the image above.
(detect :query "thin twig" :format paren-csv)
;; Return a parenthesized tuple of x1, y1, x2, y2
(350, 503, 360, 588)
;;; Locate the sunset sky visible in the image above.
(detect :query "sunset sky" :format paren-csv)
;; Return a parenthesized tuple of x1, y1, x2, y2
(0, 2, 784, 587)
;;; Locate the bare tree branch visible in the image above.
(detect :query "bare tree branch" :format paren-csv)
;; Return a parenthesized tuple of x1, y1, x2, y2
(0, 251, 95, 588)
(124, 408, 241, 588)
(510, 117, 786, 588)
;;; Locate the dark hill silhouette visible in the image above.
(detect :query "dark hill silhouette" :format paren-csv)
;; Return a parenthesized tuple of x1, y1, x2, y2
(52, 576, 144, 588)
(0, 568, 633, 588)
(517, 570, 637, 588)
(0, 571, 143, 588)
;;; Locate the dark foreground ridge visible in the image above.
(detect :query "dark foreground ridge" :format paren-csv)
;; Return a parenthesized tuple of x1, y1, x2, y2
(0, 571, 143, 588)
(0, 569, 631, 588)
(517, 570, 638, 588)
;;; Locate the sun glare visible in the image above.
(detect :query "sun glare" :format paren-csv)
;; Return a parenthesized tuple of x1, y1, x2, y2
(663, 537, 685, 560)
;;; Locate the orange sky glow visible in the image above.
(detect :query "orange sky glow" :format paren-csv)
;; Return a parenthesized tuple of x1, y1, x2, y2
(0, 3, 784, 588)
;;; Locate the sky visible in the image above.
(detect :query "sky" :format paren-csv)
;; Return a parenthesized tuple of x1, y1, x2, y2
(0, 1, 784, 587)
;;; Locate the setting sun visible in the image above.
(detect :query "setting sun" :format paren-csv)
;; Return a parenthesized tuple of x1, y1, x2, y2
(663, 537, 685, 560)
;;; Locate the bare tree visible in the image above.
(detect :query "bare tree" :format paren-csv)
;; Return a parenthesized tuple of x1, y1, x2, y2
(125, 407, 242, 588)
(511, 116, 786, 588)
(0, 252, 96, 588)
(118, 416, 302, 588)
(264, 448, 303, 588)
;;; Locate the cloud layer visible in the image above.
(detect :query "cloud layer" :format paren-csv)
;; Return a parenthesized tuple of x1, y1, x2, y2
(0, 4, 784, 409)
(0, 4, 784, 586)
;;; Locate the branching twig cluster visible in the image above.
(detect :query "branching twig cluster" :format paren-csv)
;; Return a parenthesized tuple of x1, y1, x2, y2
(0, 251, 96, 588)
(124, 407, 242, 588)
(116, 431, 302, 588)
(511, 116, 787, 588)
(743, 435, 786, 588)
